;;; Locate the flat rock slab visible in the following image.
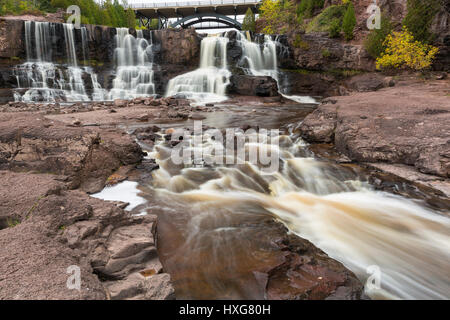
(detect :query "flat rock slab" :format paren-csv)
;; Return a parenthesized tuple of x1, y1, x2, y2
(300, 79, 450, 179)
(0, 170, 172, 300)
(0, 112, 143, 193)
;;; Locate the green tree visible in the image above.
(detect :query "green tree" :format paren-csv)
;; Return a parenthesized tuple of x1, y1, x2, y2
(37, 0, 55, 12)
(125, 8, 136, 28)
(342, 1, 356, 41)
(242, 8, 256, 32)
(403, 0, 441, 44)
(296, 0, 324, 19)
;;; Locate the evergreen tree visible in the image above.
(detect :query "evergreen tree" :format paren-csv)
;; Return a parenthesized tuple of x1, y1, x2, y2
(342, 1, 356, 41)
(125, 8, 136, 29)
(242, 8, 256, 32)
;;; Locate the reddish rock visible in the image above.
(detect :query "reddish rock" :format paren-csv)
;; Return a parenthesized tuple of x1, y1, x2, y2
(0, 113, 143, 193)
(300, 79, 450, 178)
(229, 75, 280, 97)
(0, 171, 174, 300)
(0, 19, 24, 59)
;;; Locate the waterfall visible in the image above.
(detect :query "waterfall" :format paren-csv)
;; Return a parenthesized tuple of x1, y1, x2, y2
(81, 26, 88, 63)
(148, 124, 450, 300)
(80, 26, 108, 101)
(236, 32, 318, 104)
(165, 35, 231, 105)
(108, 28, 156, 100)
(14, 21, 94, 103)
(14, 23, 158, 103)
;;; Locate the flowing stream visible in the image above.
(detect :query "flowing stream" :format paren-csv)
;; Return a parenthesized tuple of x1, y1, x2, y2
(10, 22, 450, 300)
(134, 107, 450, 300)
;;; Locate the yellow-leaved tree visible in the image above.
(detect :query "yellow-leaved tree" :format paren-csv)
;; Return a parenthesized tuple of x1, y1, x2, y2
(376, 27, 439, 70)
(259, 0, 282, 34)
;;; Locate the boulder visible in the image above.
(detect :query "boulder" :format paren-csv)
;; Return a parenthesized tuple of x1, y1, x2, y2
(345, 73, 389, 92)
(229, 75, 280, 97)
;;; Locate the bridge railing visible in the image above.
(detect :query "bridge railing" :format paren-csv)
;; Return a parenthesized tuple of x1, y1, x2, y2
(129, 0, 261, 9)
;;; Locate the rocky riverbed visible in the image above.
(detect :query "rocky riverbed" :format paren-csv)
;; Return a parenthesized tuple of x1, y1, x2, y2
(0, 74, 449, 300)
(0, 95, 366, 300)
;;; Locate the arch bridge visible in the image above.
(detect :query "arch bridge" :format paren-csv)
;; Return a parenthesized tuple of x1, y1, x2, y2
(129, 0, 260, 30)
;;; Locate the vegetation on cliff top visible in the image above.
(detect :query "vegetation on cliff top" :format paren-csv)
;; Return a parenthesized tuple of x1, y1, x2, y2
(364, 14, 393, 59)
(0, 0, 137, 28)
(258, 0, 356, 40)
(256, 0, 442, 69)
(306, 4, 346, 34)
(364, 0, 442, 69)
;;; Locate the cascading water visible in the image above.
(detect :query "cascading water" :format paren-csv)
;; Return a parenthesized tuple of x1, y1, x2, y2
(13, 22, 158, 103)
(14, 21, 94, 103)
(165, 35, 231, 104)
(108, 28, 156, 100)
(144, 117, 450, 300)
(80, 26, 108, 101)
(236, 32, 318, 104)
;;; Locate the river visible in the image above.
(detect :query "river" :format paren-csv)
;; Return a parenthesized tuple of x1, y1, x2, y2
(14, 21, 450, 300)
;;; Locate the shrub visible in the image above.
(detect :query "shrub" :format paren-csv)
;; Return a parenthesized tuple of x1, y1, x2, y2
(306, 4, 346, 33)
(242, 8, 256, 32)
(342, 1, 356, 41)
(364, 14, 393, 59)
(293, 34, 310, 50)
(376, 28, 439, 70)
(328, 18, 341, 38)
(321, 48, 331, 58)
(403, 0, 441, 44)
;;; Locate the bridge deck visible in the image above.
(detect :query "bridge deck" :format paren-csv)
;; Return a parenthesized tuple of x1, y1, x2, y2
(130, 0, 260, 19)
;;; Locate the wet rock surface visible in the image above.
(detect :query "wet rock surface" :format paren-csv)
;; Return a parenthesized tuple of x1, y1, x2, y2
(266, 232, 364, 300)
(299, 78, 450, 195)
(0, 112, 143, 194)
(229, 75, 280, 97)
(155, 197, 365, 300)
(0, 19, 24, 59)
(0, 170, 175, 300)
(0, 96, 368, 300)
